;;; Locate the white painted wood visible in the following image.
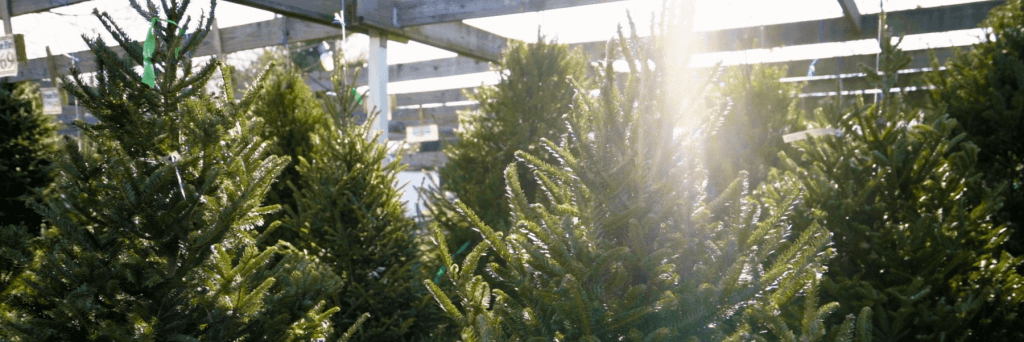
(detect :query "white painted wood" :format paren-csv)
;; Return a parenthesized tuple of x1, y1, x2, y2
(368, 29, 389, 144)
(396, 0, 628, 27)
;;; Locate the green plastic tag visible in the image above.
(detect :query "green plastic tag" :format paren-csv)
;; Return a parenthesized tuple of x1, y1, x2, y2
(351, 87, 362, 105)
(142, 17, 187, 88)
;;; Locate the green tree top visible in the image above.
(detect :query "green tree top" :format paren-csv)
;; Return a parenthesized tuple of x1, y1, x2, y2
(429, 36, 592, 246)
(772, 23, 1024, 341)
(2, 1, 340, 340)
(425, 11, 869, 342)
(925, 0, 1024, 257)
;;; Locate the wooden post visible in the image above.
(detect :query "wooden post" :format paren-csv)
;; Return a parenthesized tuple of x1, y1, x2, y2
(44, 46, 61, 94)
(0, 0, 12, 35)
(368, 28, 389, 143)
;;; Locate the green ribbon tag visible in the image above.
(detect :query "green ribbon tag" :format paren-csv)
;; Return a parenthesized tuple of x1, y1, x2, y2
(142, 17, 187, 88)
(351, 88, 362, 105)
(433, 241, 471, 284)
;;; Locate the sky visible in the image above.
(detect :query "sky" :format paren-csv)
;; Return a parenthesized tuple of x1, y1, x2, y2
(2, 0, 992, 214)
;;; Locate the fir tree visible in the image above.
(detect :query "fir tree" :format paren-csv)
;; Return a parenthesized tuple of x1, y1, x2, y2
(426, 36, 592, 252)
(1, 81, 58, 229)
(2, 1, 344, 340)
(925, 0, 1024, 257)
(771, 24, 1024, 341)
(425, 11, 869, 341)
(704, 64, 806, 195)
(0, 81, 58, 315)
(274, 59, 451, 341)
(249, 62, 329, 246)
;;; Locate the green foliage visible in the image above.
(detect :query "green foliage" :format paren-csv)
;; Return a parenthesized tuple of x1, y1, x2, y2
(773, 26, 1024, 341)
(705, 64, 806, 194)
(271, 60, 450, 341)
(0, 1, 338, 340)
(1, 81, 58, 302)
(427, 36, 592, 250)
(425, 12, 867, 341)
(925, 0, 1024, 257)
(1, 82, 58, 229)
(249, 63, 329, 246)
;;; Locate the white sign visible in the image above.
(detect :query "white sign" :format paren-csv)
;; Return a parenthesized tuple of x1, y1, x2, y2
(0, 34, 24, 78)
(405, 124, 439, 143)
(41, 88, 63, 115)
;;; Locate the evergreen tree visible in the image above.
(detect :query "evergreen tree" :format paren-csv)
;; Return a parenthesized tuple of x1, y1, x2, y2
(771, 25, 1024, 341)
(274, 60, 451, 341)
(249, 62, 329, 246)
(1, 81, 58, 229)
(925, 0, 1024, 257)
(2, 1, 343, 339)
(0, 81, 57, 309)
(426, 36, 592, 252)
(425, 13, 869, 341)
(704, 64, 806, 195)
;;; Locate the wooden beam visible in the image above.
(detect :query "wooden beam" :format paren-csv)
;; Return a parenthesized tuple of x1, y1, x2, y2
(224, 0, 338, 24)
(9, 0, 90, 17)
(394, 88, 472, 107)
(1, 0, 12, 34)
(395, 0, 630, 27)
(770, 47, 956, 79)
(397, 21, 507, 62)
(392, 103, 475, 122)
(227, 0, 512, 62)
(304, 55, 493, 92)
(6, 17, 347, 82)
(698, 0, 1000, 52)
(836, 0, 862, 32)
(400, 151, 448, 169)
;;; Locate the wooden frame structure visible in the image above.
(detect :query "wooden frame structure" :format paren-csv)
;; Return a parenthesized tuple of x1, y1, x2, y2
(0, 0, 1007, 168)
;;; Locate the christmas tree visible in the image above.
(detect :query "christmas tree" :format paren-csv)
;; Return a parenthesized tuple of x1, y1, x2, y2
(248, 62, 329, 246)
(704, 64, 806, 195)
(0, 81, 58, 310)
(0, 81, 58, 230)
(925, 0, 1024, 258)
(424, 11, 869, 341)
(2, 1, 345, 339)
(269, 58, 452, 340)
(426, 36, 592, 253)
(771, 21, 1024, 340)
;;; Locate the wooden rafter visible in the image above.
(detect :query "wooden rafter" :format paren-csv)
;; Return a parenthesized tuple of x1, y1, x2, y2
(395, 0, 630, 27)
(699, 0, 1000, 52)
(8, 0, 90, 17)
(836, 0, 862, 32)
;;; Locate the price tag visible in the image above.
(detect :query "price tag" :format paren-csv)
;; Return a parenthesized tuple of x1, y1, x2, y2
(41, 87, 63, 115)
(0, 34, 26, 78)
(405, 124, 439, 143)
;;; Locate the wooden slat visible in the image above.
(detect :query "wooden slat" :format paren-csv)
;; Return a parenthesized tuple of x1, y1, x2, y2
(9, 0, 90, 17)
(392, 104, 475, 122)
(698, 1, 1000, 52)
(768, 47, 957, 79)
(224, 0, 337, 24)
(228, 0, 512, 62)
(395, 88, 472, 107)
(396, 0, 629, 27)
(400, 151, 448, 169)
